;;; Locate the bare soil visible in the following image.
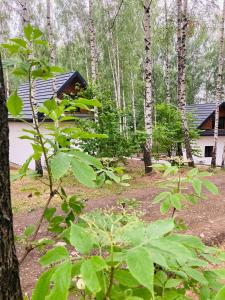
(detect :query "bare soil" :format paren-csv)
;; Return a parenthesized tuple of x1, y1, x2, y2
(12, 160, 225, 296)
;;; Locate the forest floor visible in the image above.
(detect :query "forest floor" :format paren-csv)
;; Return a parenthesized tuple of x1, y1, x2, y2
(11, 159, 225, 296)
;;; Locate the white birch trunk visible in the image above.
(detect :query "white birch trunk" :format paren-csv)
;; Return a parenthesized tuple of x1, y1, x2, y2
(143, 0, 153, 174)
(177, 0, 194, 167)
(47, 0, 58, 103)
(131, 72, 137, 133)
(212, 0, 225, 168)
(88, 0, 98, 121)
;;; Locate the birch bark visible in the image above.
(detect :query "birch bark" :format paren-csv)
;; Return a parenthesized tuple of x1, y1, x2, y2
(211, 0, 225, 168)
(143, 0, 153, 174)
(176, 0, 194, 167)
(88, 0, 98, 121)
(20, 0, 43, 175)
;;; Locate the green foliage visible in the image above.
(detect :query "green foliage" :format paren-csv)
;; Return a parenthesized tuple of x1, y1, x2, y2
(78, 92, 141, 158)
(153, 103, 200, 157)
(153, 162, 219, 214)
(32, 208, 225, 299)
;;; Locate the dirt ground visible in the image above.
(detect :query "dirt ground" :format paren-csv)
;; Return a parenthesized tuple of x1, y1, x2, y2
(12, 160, 225, 296)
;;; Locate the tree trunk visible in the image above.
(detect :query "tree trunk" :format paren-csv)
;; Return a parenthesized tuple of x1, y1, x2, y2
(88, 0, 98, 121)
(0, 52, 23, 300)
(221, 144, 225, 169)
(164, 0, 170, 103)
(212, 0, 225, 168)
(131, 72, 137, 133)
(19, 0, 29, 25)
(20, 1, 43, 175)
(143, 0, 153, 174)
(176, 0, 194, 167)
(47, 0, 58, 102)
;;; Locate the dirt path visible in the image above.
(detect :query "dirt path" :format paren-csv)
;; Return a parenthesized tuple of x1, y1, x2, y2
(14, 166, 225, 296)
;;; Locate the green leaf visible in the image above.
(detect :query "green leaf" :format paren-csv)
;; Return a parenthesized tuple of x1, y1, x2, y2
(51, 152, 71, 180)
(160, 199, 171, 214)
(44, 207, 56, 221)
(114, 270, 140, 288)
(32, 267, 56, 300)
(80, 260, 101, 293)
(126, 247, 154, 296)
(146, 218, 174, 240)
(90, 256, 108, 271)
(215, 286, 225, 300)
(202, 180, 219, 195)
(71, 158, 96, 188)
(192, 178, 202, 196)
(187, 168, 199, 177)
(153, 192, 171, 204)
(183, 267, 208, 285)
(46, 262, 72, 300)
(24, 225, 35, 238)
(40, 246, 69, 266)
(10, 38, 27, 48)
(24, 24, 33, 41)
(72, 151, 102, 169)
(165, 278, 182, 288)
(7, 91, 23, 116)
(70, 223, 93, 254)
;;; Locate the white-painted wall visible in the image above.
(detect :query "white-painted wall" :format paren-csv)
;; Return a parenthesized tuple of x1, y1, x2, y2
(183, 136, 225, 166)
(9, 122, 49, 169)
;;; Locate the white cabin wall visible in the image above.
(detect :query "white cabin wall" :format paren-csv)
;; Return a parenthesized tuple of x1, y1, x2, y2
(183, 136, 225, 166)
(9, 122, 50, 169)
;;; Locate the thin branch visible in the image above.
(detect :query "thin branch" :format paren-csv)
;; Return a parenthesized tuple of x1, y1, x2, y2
(109, 0, 125, 30)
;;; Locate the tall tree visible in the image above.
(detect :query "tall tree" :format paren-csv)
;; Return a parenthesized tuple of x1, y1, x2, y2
(176, 0, 194, 167)
(211, 0, 225, 168)
(143, 0, 153, 174)
(0, 52, 23, 299)
(19, 0, 43, 175)
(47, 0, 57, 101)
(164, 0, 171, 103)
(89, 0, 98, 121)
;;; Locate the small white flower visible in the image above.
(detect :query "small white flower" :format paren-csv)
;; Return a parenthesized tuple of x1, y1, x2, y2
(77, 278, 85, 290)
(55, 241, 67, 247)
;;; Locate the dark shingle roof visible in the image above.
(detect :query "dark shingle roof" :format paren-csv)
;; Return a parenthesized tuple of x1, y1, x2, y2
(9, 71, 86, 120)
(186, 103, 217, 127)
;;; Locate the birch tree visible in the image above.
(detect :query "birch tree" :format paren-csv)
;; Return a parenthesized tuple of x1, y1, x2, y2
(89, 0, 98, 121)
(164, 0, 170, 103)
(0, 52, 23, 299)
(47, 0, 58, 101)
(211, 0, 225, 168)
(143, 0, 153, 174)
(177, 0, 194, 167)
(19, 0, 43, 175)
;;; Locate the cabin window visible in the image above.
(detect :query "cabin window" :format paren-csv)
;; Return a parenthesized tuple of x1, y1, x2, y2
(205, 146, 213, 157)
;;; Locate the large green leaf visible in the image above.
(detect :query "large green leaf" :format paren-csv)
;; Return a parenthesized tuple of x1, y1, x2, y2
(51, 152, 71, 180)
(7, 91, 23, 116)
(202, 180, 219, 195)
(40, 246, 69, 266)
(72, 151, 103, 169)
(46, 262, 72, 300)
(126, 247, 154, 296)
(71, 158, 96, 188)
(215, 286, 225, 300)
(146, 218, 174, 240)
(80, 260, 101, 293)
(32, 267, 56, 300)
(70, 223, 93, 254)
(114, 270, 140, 288)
